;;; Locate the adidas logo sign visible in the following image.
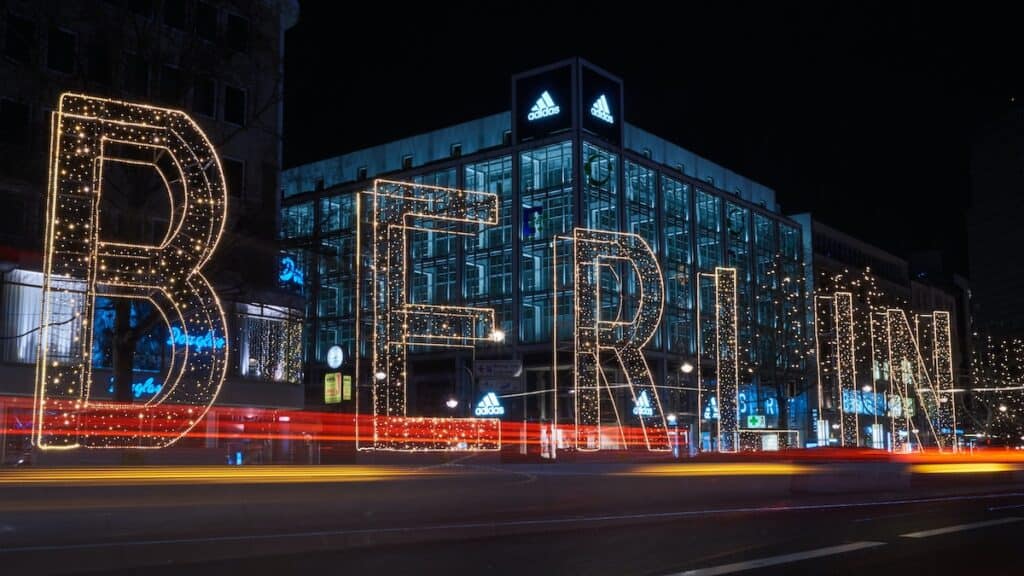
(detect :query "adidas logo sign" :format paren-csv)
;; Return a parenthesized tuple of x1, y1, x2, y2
(527, 91, 561, 121)
(590, 94, 613, 124)
(632, 390, 654, 417)
(474, 392, 505, 416)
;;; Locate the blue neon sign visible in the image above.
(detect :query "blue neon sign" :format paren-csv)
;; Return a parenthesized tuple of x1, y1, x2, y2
(279, 256, 304, 286)
(166, 326, 225, 351)
(632, 390, 654, 417)
(106, 375, 163, 399)
(474, 392, 505, 416)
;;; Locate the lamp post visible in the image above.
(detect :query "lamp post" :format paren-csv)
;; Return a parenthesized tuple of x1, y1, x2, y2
(679, 361, 695, 456)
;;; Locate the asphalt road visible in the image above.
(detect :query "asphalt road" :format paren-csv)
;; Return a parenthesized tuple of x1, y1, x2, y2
(2, 461, 1023, 575)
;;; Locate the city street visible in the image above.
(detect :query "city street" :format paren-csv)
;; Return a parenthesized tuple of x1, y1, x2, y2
(2, 459, 1023, 575)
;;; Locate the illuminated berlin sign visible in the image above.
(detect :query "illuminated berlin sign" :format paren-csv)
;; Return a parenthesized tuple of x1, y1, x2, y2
(527, 91, 560, 121)
(590, 94, 613, 124)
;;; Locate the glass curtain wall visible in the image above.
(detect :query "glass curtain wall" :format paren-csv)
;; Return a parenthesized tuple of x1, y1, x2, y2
(661, 176, 693, 354)
(520, 141, 573, 344)
(464, 156, 514, 337)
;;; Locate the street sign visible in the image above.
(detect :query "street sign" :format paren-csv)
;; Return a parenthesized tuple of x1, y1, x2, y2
(475, 360, 523, 394)
(746, 414, 766, 428)
(478, 377, 523, 394)
(342, 374, 352, 401)
(474, 360, 522, 378)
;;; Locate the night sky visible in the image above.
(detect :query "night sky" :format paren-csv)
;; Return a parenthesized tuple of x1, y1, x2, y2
(283, 2, 1023, 276)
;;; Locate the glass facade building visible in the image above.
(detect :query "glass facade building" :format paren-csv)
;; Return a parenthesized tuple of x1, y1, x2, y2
(281, 60, 808, 444)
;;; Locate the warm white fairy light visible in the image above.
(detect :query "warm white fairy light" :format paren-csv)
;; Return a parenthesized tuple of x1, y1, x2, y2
(886, 309, 946, 451)
(34, 93, 228, 449)
(366, 179, 500, 451)
(570, 228, 669, 452)
(931, 311, 957, 451)
(714, 267, 739, 453)
(833, 292, 859, 447)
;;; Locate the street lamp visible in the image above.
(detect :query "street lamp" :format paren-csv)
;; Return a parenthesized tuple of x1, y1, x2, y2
(374, 371, 386, 381)
(490, 329, 506, 344)
(862, 384, 873, 393)
(680, 362, 694, 374)
(445, 397, 459, 410)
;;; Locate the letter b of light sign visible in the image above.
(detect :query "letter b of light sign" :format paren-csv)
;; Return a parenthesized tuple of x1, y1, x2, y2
(34, 94, 228, 449)
(371, 179, 498, 447)
(572, 229, 670, 451)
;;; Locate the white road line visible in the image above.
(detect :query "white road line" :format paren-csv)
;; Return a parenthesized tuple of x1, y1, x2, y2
(988, 503, 1024, 511)
(672, 541, 886, 576)
(2, 492, 1022, 554)
(900, 517, 1022, 538)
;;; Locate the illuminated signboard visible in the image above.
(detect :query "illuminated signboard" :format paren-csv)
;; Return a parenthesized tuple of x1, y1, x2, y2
(590, 94, 613, 124)
(474, 392, 505, 416)
(514, 63, 572, 143)
(580, 64, 622, 144)
(632, 390, 655, 417)
(324, 372, 341, 404)
(106, 376, 163, 399)
(746, 414, 767, 429)
(279, 255, 304, 287)
(167, 326, 225, 351)
(527, 91, 561, 121)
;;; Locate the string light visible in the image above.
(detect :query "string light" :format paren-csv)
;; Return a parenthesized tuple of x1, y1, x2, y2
(812, 267, 958, 452)
(569, 229, 670, 452)
(713, 267, 739, 453)
(34, 93, 228, 450)
(833, 292, 859, 447)
(365, 179, 500, 451)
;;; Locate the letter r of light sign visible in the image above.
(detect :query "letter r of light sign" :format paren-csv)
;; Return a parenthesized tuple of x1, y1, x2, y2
(570, 229, 670, 451)
(34, 94, 228, 449)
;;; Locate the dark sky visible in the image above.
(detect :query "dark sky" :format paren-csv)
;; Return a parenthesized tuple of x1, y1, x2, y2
(283, 2, 1023, 276)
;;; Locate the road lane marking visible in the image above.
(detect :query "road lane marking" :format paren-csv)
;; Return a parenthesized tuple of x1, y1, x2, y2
(2, 493, 1022, 554)
(900, 517, 1022, 538)
(988, 503, 1024, 511)
(671, 542, 886, 576)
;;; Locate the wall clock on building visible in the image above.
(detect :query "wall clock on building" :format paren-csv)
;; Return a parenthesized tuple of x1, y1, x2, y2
(327, 345, 344, 369)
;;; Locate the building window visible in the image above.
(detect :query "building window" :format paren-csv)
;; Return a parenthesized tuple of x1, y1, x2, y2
(402, 155, 413, 170)
(223, 85, 245, 125)
(0, 99, 29, 145)
(502, 130, 512, 146)
(195, 1, 218, 41)
(225, 13, 249, 53)
(357, 166, 368, 180)
(192, 75, 215, 117)
(164, 0, 187, 29)
(123, 53, 149, 97)
(223, 158, 244, 198)
(450, 143, 462, 158)
(159, 65, 182, 104)
(47, 27, 74, 74)
(642, 147, 652, 159)
(87, 38, 111, 84)
(4, 14, 35, 64)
